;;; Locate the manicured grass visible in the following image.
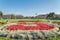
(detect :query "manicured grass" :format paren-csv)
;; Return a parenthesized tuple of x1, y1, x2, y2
(0, 19, 47, 22)
(0, 37, 14, 40)
(0, 37, 60, 40)
(0, 19, 60, 26)
(0, 24, 4, 26)
(44, 36, 60, 40)
(0, 19, 60, 27)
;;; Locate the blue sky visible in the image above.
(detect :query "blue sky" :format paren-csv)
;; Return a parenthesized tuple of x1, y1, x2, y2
(0, 0, 60, 16)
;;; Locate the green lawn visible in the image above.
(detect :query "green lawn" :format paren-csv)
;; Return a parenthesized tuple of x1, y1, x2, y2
(0, 19, 60, 26)
(0, 36, 60, 40)
(0, 19, 47, 22)
(0, 37, 14, 40)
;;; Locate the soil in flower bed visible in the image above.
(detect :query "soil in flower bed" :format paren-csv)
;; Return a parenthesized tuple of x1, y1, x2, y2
(7, 22, 55, 30)
(0, 22, 7, 24)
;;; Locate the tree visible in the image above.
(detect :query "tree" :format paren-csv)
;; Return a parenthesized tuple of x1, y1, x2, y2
(0, 11, 3, 19)
(31, 16, 34, 19)
(10, 14, 16, 19)
(46, 12, 56, 19)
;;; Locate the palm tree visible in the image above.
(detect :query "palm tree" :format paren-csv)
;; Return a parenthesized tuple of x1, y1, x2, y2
(0, 11, 3, 19)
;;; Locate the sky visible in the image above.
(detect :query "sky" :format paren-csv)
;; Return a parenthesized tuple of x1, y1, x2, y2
(0, 0, 60, 16)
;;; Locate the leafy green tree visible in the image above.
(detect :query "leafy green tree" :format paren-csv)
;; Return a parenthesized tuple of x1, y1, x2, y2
(47, 12, 56, 19)
(0, 11, 3, 19)
(31, 16, 34, 19)
(10, 14, 16, 19)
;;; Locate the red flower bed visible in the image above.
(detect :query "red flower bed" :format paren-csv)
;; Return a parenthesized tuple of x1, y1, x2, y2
(7, 22, 55, 30)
